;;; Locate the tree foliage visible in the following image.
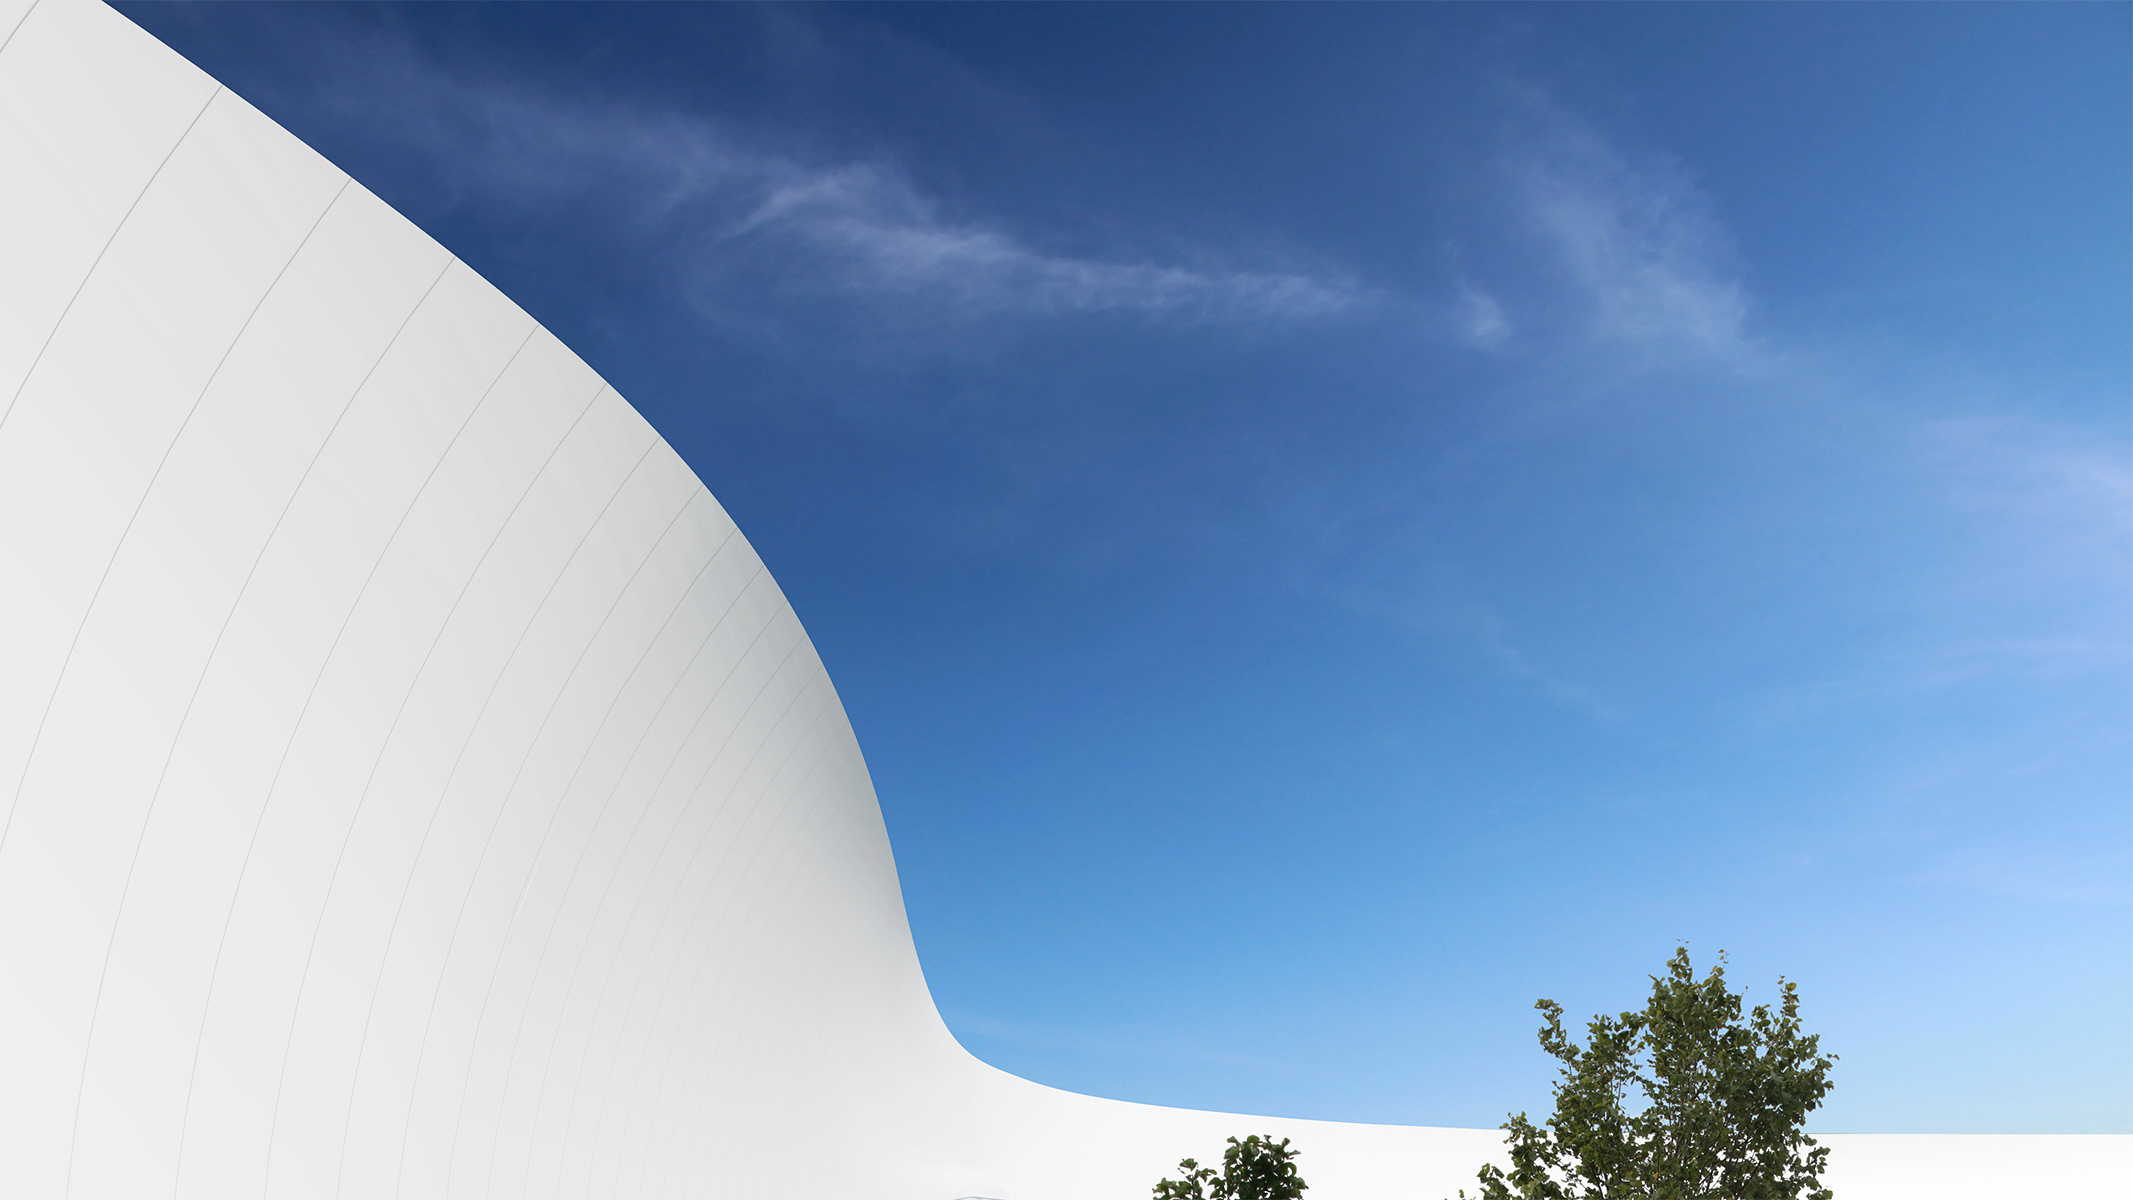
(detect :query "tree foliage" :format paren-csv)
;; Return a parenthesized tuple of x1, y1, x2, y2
(1462, 948, 1837, 1200)
(1154, 1134, 1307, 1200)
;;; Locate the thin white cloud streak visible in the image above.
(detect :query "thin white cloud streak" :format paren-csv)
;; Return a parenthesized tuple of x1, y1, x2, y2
(1914, 414, 2133, 680)
(324, 37, 1369, 326)
(1495, 92, 1755, 360)
(726, 165, 1365, 320)
(1309, 548, 1619, 722)
(1454, 282, 1512, 349)
(1921, 414, 2133, 527)
(1478, 612, 1618, 721)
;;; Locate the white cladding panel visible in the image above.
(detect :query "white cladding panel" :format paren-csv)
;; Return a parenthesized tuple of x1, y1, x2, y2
(0, 1, 2121, 1196)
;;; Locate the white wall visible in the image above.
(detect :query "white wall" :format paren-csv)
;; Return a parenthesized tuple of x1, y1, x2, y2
(0, 1, 2120, 1195)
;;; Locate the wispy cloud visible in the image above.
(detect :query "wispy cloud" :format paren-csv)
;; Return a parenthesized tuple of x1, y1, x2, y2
(1497, 91, 1754, 360)
(1454, 282, 1512, 349)
(1740, 404, 2130, 741)
(1914, 414, 2133, 651)
(720, 162, 1366, 321)
(1308, 541, 1619, 722)
(1919, 413, 2133, 528)
(1910, 840, 2132, 907)
(1477, 611, 1617, 721)
(309, 33, 1370, 328)
(1444, 90, 2127, 721)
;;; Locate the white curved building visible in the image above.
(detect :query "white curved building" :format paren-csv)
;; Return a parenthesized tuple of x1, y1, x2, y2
(0, 2, 2119, 1196)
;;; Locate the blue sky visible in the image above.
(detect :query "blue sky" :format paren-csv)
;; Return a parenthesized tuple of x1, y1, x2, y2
(120, 3, 2129, 1134)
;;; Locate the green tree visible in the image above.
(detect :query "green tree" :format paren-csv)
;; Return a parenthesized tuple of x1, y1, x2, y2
(1461, 948, 1837, 1200)
(1154, 1134, 1307, 1200)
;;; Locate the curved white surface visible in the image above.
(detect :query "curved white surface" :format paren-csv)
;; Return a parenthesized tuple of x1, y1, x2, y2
(0, 2, 2121, 1197)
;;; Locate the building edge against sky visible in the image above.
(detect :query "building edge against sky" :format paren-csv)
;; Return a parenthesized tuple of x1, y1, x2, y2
(0, 0, 2120, 1195)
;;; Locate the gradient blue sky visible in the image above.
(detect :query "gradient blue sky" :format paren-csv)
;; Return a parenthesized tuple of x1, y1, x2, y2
(120, 2, 2130, 1134)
